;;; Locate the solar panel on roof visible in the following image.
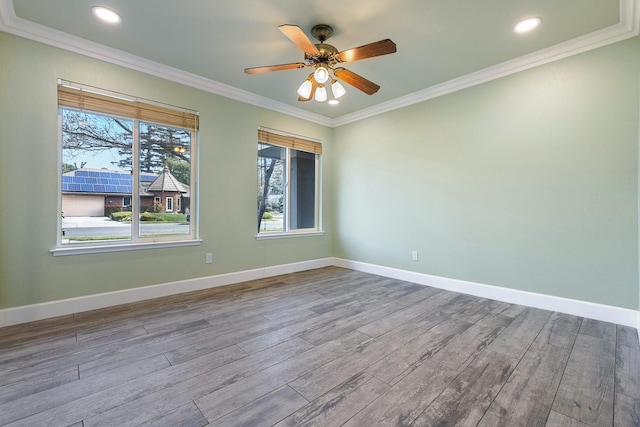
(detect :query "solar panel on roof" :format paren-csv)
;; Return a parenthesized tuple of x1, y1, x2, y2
(94, 184, 106, 192)
(105, 185, 119, 192)
(85, 178, 97, 184)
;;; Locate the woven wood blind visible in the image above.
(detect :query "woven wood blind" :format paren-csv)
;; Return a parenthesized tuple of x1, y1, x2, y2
(58, 85, 199, 131)
(258, 129, 322, 154)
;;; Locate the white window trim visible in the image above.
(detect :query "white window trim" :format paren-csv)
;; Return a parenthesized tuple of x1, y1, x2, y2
(166, 197, 173, 212)
(255, 231, 325, 240)
(257, 134, 322, 238)
(56, 81, 199, 254)
(51, 239, 202, 256)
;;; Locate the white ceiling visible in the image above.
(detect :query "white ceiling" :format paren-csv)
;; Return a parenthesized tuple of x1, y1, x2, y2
(1, 1, 638, 126)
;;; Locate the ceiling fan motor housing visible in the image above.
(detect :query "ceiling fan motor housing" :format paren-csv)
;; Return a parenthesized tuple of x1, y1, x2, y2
(311, 24, 333, 42)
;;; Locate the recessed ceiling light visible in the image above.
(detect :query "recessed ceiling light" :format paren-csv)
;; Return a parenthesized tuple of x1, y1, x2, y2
(92, 6, 122, 24)
(514, 17, 541, 34)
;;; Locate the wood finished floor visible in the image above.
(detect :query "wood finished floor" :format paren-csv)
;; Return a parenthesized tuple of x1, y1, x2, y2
(1, 267, 639, 426)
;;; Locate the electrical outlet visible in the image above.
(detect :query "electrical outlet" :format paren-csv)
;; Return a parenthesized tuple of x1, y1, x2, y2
(411, 250, 419, 261)
(205, 253, 213, 264)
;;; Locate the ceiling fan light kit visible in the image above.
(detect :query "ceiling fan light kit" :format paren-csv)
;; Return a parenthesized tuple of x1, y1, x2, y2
(245, 24, 396, 104)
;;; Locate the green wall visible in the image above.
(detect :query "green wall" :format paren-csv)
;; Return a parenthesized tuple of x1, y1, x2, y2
(1, 30, 639, 313)
(332, 37, 640, 310)
(0, 32, 333, 309)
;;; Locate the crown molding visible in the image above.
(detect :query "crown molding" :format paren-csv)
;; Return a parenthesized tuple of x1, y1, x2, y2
(0, 1, 333, 127)
(0, 0, 638, 128)
(333, 0, 640, 127)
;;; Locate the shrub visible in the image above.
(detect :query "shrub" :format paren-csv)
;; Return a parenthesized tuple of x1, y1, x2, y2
(262, 212, 273, 220)
(140, 212, 160, 221)
(111, 211, 132, 222)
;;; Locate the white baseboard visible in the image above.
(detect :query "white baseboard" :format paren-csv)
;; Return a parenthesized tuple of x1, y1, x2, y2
(1, 256, 638, 333)
(0, 258, 333, 328)
(333, 258, 640, 330)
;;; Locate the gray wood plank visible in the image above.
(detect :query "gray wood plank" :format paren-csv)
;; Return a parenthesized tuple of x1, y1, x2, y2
(410, 293, 479, 331)
(343, 360, 458, 426)
(614, 392, 640, 427)
(616, 325, 640, 399)
(274, 373, 389, 426)
(0, 364, 78, 405)
(233, 299, 381, 354)
(552, 333, 615, 426)
(545, 410, 590, 427)
(487, 307, 552, 359)
(533, 312, 582, 350)
(411, 350, 517, 427)
(137, 402, 208, 427)
(427, 313, 513, 371)
(0, 333, 77, 365)
(579, 318, 616, 339)
(195, 330, 371, 422)
(478, 335, 570, 427)
(366, 318, 472, 385)
(207, 385, 308, 427)
(82, 338, 313, 427)
(288, 323, 425, 401)
(5, 344, 246, 426)
(298, 299, 406, 345)
(0, 354, 171, 425)
(355, 290, 444, 337)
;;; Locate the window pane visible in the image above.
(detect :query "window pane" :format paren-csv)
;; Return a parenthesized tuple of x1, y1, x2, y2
(258, 143, 285, 232)
(138, 122, 191, 238)
(289, 149, 316, 230)
(61, 109, 133, 244)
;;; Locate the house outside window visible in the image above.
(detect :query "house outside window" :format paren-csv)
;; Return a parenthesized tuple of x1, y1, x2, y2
(57, 81, 198, 252)
(257, 128, 321, 235)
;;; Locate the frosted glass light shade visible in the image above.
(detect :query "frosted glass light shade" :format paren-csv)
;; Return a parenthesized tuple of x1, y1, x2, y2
(331, 80, 346, 99)
(315, 85, 327, 102)
(314, 67, 329, 84)
(297, 79, 313, 99)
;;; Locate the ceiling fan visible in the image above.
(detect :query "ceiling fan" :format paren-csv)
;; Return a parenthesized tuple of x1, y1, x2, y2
(244, 24, 396, 102)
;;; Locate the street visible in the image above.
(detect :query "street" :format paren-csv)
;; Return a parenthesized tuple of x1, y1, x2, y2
(62, 217, 189, 239)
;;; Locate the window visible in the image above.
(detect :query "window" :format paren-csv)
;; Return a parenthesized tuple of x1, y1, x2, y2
(257, 128, 321, 235)
(57, 81, 199, 251)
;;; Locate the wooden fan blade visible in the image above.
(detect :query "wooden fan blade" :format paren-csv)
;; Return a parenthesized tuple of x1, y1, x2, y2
(244, 62, 306, 74)
(298, 78, 318, 102)
(334, 67, 380, 95)
(279, 25, 320, 55)
(335, 39, 396, 63)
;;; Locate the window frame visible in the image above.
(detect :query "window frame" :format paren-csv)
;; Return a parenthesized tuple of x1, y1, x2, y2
(52, 81, 201, 256)
(256, 128, 323, 239)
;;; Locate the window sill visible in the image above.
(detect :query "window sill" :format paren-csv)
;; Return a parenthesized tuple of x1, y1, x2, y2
(255, 231, 325, 240)
(51, 239, 203, 256)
